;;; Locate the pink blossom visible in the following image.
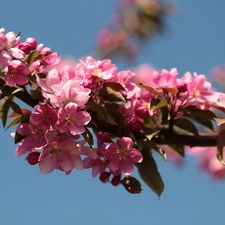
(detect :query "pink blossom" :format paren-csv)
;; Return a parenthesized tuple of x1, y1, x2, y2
(180, 72, 220, 109)
(16, 122, 47, 150)
(18, 37, 37, 54)
(0, 30, 25, 67)
(187, 146, 225, 180)
(80, 56, 117, 80)
(83, 157, 109, 177)
(39, 138, 76, 174)
(4, 60, 29, 87)
(50, 79, 91, 108)
(105, 137, 143, 175)
(30, 104, 58, 129)
(56, 102, 91, 135)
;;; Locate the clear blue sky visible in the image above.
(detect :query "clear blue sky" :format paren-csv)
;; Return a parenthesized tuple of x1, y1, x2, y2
(1, 1, 225, 225)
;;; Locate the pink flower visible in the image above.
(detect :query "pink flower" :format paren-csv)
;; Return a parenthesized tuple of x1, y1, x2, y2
(56, 102, 91, 135)
(105, 137, 143, 175)
(80, 56, 117, 80)
(16, 122, 47, 150)
(4, 60, 29, 87)
(0, 30, 25, 67)
(30, 104, 58, 129)
(181, 72, 220, 109)
(39, 138, 76, 174)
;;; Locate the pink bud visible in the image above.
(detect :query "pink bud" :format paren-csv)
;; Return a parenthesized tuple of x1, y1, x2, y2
(99, 171, 111, 183)
(27, 152, 40, 165)
(25, 37, 37, 50)
(18, 42, 32, 54)
(136, 106, 149, 119)
(177, 83, 187, 93)
(111, 175, 121, 186)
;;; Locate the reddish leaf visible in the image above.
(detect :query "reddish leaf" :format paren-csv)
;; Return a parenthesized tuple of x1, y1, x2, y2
(121, 176, 142, 194)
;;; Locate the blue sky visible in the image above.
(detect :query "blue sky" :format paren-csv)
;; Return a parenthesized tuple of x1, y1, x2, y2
(1, 1, 225, 225)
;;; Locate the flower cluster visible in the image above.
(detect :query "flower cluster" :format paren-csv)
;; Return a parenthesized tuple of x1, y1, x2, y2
(1, 28, 225, 194)
(95, 0, 174, 61)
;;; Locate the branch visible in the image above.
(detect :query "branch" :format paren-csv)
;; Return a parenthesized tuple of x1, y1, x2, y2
(90, 113, 217, 147)
(0, 77, 38, 108)
(0, 78, 218, 148)
(152, 132, 217, 147)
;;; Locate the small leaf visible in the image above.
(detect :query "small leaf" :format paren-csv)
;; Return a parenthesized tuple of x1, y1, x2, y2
(151, 98, 168, 111)
(214, 117, 225, 126)
(105, 103, 125, 126)
(6, 116, 23, 130)
(0, 96, 13, 127)
(217, 130, 225, 165)
(183, 106, 215, 131)
(25, 50, 39, 67)
(82, 127, 94, 149)
(10, 101, 22, 115)
(106, 86, 126, 102)
(85, 102, 107, 121)
(14, 131, 26, 144)
(121, 176, 142, 194)
(137, 83, 163, 96)
(137, 152, 164, 197)
(11, 87, 23, 95)
(162, 87, 178, 95)
(174, 117, 199, 136)
(168, 144, 185, 157)
(8, 109, 31, 119)
(98, 83, 127, 102)
(6, 113, 30, 130)
(145, 140, 167, 162)
(105, 82, 126, 91)
(144, 128, 161, 141)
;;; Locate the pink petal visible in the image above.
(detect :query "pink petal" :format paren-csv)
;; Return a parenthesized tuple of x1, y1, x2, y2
(121, 158, 134, 175)
(39, 154, 57, 174)
(128, 149, 143, 163)
(109, 156, 120, 171)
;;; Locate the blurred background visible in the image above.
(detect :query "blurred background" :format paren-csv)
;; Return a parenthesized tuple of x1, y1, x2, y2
(1, 0, 225, 225)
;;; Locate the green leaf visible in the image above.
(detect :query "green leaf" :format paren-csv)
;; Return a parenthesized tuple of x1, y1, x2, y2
(151, 98, 168, 111)
(121, 176, 142, 194)
(168, 144, 185, 157)
(145, 140, 167, 162)
(25, 50, 39, 67)
(10, 101, 22, 115)
(183, 106, 215, 131)
(144, 128, 161, 141)
(82, 127, 94, 149)
(105, 82, 127, 91)
(6, 113, 30, 130)
(137, 83, 163, 96)
(217, 130, 225, 165)
(137, 152, 164, 197)
(4, 87, 22, 97)
(14, 131, 26, 144)
(0, 96, 13, 127)
(98, 83, 127, 102)
(85, 102, 107, 121)
(174, 117, 199, 136)
(105, 103, 125, 126)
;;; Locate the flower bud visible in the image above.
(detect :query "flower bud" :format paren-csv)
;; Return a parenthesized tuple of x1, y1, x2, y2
(99, 171, 111, 183)
(25, 37, 37, 50)
(111, 175, 121, 186)
(26, 152, 40, 165)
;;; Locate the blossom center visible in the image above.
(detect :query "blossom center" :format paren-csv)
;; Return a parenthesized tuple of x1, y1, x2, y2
(65, 114, 74, 124)
(116, 148, 128, 160)
(193, 88, 201, 97)
(32, 128, 44, 138)
(93, 67, 102, 75)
